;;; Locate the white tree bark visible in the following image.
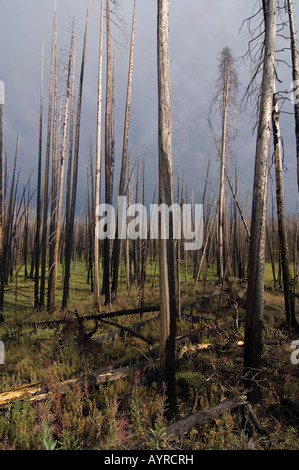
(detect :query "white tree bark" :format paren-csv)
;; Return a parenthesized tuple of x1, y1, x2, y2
(94, 0, 104, 311)
(287, 0, 299, 191)
(111, 0, 136, 301)
(49, 31, 74, 315)
(243, 0, 277, 404)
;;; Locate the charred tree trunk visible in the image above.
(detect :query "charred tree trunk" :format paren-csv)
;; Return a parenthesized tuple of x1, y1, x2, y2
(218, 70, 228, 284)
(47, 40, 59, 312)
(0, 135, 19, 316)
(62, 1, 90, 310)
(49, 30, 74, 315)
(102, 0, 113, 306)
(65, 34, 76, 264)
(0, 96, 4, 321)
(243, 0, 277, 405)
(34, 45, 44, 308)
(94, 0, 104, 311)
(157, 0, 177, 419)
(40, 9, 56, 309)
(287, 0, 299, 191)
(111, 0, 136, 301)
(272, 91, 299, 332)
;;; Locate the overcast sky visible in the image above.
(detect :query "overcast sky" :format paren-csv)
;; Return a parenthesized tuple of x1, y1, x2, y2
(0, 0, 299, 218)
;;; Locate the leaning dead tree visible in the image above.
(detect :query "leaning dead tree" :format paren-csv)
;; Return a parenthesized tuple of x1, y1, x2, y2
(157, 0, 177, 419)
(243, 0, 277, 405)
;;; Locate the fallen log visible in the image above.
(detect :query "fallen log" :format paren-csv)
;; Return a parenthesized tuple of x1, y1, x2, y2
(166, 392, 248, 437)
(0, 359, 160, 409)
(0, 338, 244, 409)
(3, 299, 215, 346)
(27, 305, 161, 328)
(0, 317, 248, 410)
(25, 298, 214, 329)
(93, 315, 159, 345)
(96, 317, 156, 346)
(0, 382, 44, 407)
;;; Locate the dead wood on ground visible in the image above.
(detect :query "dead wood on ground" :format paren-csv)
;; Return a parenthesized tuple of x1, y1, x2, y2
(165, 392, 248, 437)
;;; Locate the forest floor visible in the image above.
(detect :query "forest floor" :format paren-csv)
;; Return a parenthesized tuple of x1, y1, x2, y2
(0, 263, 298, 450)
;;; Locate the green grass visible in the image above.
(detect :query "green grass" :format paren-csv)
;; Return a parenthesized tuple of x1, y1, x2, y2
(4, 259, 295, 316)
(0, 259, 299, 450)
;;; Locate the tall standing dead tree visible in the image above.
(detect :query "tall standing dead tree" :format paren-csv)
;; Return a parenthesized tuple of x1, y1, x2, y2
(39, 8, 57, 309)
(94, 0, 104, 311)
(111, 0, 136, 302)
(48, 29, 74, 315)
(0, 81, 4, 322)
(157, 0, 177, 419)
(34, 44, 44, 309)
(272, 91, 299, 332)
(243, 0, 277, 405)
(102, 0, 113, 306)
(62, 0, 90, 311)
(287, 0, 299, 191)
(47, 30, 59, 312)
(211, 46, 239, 284)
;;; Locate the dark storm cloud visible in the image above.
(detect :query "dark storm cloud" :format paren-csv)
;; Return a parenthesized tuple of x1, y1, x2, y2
(0, 0, 298, 216)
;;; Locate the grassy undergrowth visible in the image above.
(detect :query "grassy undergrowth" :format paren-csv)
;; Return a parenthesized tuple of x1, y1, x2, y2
(0, 261, 299, 450)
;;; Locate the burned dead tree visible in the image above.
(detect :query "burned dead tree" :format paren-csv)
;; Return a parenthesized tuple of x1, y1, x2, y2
(243, 0, 277, 405)
(62, 1, 90, 311)
(111, 0, 136, 302)
(157, 0, 177, 419)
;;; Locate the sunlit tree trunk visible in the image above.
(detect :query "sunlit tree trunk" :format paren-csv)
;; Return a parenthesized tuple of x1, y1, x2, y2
(34, 44, 44, 309)
(0, 134, 19, 316)
(243, 0, 277, 405)
(102, 0, 112, 306)
(272, 91, 299, 332)
(211, 47, 239, 284)
(219, 71, 228, 283)
(49, 30, 74, 315)
(111, 0, 136, 301)
(47, 36, 59, 311)
(62, 1, 90, 310)
(40, 9, 56, 309)
(94, 0, 104, 311)
(0, 83, 4, 322)
(287, 0, 299, 191)
(64, 33, 76, 292)
(157, 0, 177, 419)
